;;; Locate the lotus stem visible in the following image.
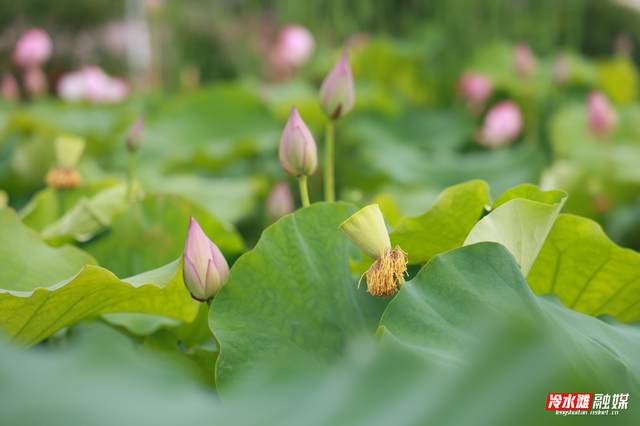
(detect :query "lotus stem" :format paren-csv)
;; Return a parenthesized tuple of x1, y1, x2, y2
(324, 120, 335, 202)
(298, 175, 310, 208)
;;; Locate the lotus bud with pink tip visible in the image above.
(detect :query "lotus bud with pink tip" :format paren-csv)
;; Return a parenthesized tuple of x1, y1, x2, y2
(320, 50, 356, 120)
(477, 100, 523, 148)
(13, 28, 53, 68)
(183, 216, 230, 301)
(553, 54, 570, 85)
(126, 115, 145, 152)
(513, 43, 536, 77)
(588, 90, 618, 138)
(279, 105, 318, 177)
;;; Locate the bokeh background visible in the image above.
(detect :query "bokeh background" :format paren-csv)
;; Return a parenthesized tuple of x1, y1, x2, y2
(2, 0, 640, 246)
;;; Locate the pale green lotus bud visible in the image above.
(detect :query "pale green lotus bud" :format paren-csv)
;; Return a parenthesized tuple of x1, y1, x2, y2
(339, 204, 390, 259)
(45, 134, 85, 189)
(339, 204, 407, 297)
(55, 135, 85, 169)
(319, 50, 355, 119)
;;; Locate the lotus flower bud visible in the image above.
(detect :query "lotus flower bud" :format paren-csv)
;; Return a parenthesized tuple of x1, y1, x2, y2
(45, 135, 85, 189)
(458, 71, 493, 104)
(23, 66, 48, 98)
(266, 181, 295, 221)
(279, 105, 318, 177)
(339, 205, 407, 297)
(588, 90, 618, 138)
(126, 115, 145, 152)
(1, 73, 20, 102)
(476, 100, 523, 148)
(183, 216, 230, 301)
(319, 50, 355, 119)
(12, 28, 53, 68)
(552, 54, 570, 85)
(271, 24, 315, 69)
(513, 43, 536, 77)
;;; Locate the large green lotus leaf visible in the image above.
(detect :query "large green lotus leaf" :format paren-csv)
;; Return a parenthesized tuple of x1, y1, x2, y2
(0, 209, 97, 291)
(0, 257, 199, 348)
(379, 243, 640, 395)
(529, 214, 640, 322)
(464, 184, 567, 276)
(19, 178, 122, 232)
(390, 180, 490, 264)
(82, 192, 245, 278)
(209, 203, 385, 395)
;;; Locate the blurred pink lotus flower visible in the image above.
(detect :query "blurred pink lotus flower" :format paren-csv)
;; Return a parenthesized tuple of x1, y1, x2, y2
(23, 67, 48, 97)
(279, 105, 318, 177)
(57, 66, 129, 104)
(458, 71, 493, 103)
(271, 24, 315, 69)
(13, 28, 53, 68)
(552, 54, 570, 85)
(477, 100, 523, 148)
(266, 181, 295, 221)
(320, 50, 356, 119)
(1, 73, 20, 101)
(513, 43, 536, 77)
(183, 216, 230, 301)
(588, 90, 618, 138)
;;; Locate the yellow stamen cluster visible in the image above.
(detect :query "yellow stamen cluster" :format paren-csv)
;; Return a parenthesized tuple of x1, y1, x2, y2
(45, 167, 82, 189)
(360, 245, 408, 297)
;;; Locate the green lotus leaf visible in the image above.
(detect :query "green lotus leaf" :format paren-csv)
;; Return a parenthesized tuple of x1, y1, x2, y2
(529, 214, 640, 322)
(209, 203, 386, 395)
(379, 242, 640, 395)
(464, 184, 567, 276)
(390, 180, 490, 264)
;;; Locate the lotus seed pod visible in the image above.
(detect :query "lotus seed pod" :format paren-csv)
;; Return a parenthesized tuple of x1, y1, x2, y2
(183, 216, 230, 301)
(339, 204, 391, 259)
(279, 105, 318, 177)
(319, 50, 355, 119)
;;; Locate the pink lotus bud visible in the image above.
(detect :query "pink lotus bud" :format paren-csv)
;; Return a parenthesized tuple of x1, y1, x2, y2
(513, 43, 536, 77)
(13, 28, 53, 68)
(477, 100, 523, 148)
(271, 24, 315, 68)
(552, 54, 570, 85)
(458, 71, 493, 103)
(319, 50, 355, 119)
(1, 73, 20, 102)
(126, 115, 145, 152)
(23, 66, 48, 97)
(266, 181, 295, 221)
(588, 90, 618, 138)
(279, 105, 318, 177)
(183, 216, 230, 301)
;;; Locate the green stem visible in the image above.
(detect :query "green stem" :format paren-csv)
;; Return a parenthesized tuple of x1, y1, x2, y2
(298, 175, 310, 208)
(127, 151, 136, 202)
(324, 121, 335, 202)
